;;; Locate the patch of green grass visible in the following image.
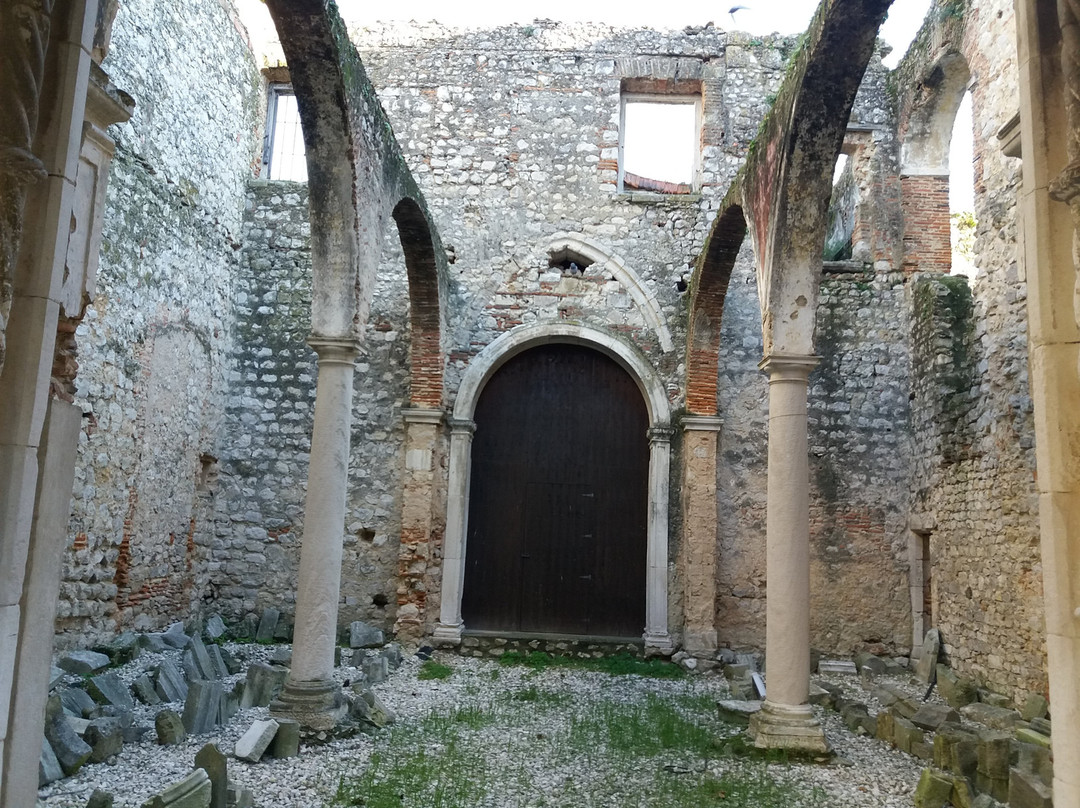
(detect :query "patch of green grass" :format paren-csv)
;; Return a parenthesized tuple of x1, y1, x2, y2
(509, 685, 570, 706)
(567, 693, 717, 760)
(498, 650, 684, 679)
(417, 659, 453, 680)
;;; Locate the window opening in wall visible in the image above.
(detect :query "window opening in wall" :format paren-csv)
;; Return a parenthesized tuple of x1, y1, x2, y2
(949, 90, 976, 277)
(832, 153, 850, 186)
(548, 248, 594, 276)
(620, 94, 700, 194)
(263, 85, 307, 182)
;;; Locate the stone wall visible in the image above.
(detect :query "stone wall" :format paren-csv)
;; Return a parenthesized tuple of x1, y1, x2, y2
(899, 0, 1043, 699)
(56, 0, 261, 647)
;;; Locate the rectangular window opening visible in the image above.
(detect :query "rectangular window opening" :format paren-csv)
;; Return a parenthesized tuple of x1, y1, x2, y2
(619, 92, 701, 195)
(263, 85, 307, 182)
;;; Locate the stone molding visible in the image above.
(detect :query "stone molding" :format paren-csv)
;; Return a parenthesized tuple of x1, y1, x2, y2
(647, 426, 675, 443)
(758, 352, 822, 380)
(544, 232, 675, 352)
(447, 418, 476, 436)
(682, 414, 724, 432)
(307, 336, 358, 366)
(401, 407, 444, 426)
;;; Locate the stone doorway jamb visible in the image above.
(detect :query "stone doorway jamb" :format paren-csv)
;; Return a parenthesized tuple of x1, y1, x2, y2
(748, 352, 829, 753)
(271, 336, 357, 730)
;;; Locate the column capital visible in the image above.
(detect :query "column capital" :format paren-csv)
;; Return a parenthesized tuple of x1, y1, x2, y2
(758, 352, 821, 380)
(448, 418, 476, 437)
(648, 425, 676, 444)
(682, 414, 723, 433)
(402, 407, 444, 426)
(307, 336, 359, 366)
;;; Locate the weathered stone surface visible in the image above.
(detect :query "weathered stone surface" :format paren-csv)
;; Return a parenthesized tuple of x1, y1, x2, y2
(239, 662, 288, 708)
(936, 665, 978, 709)
(913, 768, 954, 808)
(1019, 692, 1048, 722)
(976, 731, 1013, 779)
(85, 717, 124, 763)
(39, 737, 64, 786)
(1015, 728, 1052, 749)
(915, 629, 941, 683)
(205, 645, 229, 679)
(133, 673, 162, 706)
(962, 702, 1020, 731)
(349, 620, 384, 649)
(362, 655, 388, 684)
(155, 660, 189, 703)
(159, 622, 191, 649)
(1029, 717, 1051, 737)
(910, 703, 960, 731)
(716, 699, 762, 726)
(155, 710, 187, 745)
(893, 716, 925, 754)
(86, 788, 115, 808)
(1008, 767, 1053, 808)
(141, 768, 212, 808)
(817, 659, 857, 675)
(58, 649, 111, 675)
(194, 743, 228, 808)
(234, 719, 279, 762)
(204, 614, 226, 641)
(44, 695, 92, 776)
(934, 726, 978, 778)
(62, 687, 99, 718)
(188, 636, 218, 680)
(380, 643, 403, 669)
(227, 783, 254, 808)
(87, 672, 135, 711)
(182, 680, 224, 735)
(854, 651, 887, 675)
(137, 633, 169, 653)
(255, 608, 279, 643)
(269, 718, 300, 758)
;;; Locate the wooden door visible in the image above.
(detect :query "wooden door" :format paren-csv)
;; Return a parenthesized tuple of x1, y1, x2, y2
(462, 344, 649, 638)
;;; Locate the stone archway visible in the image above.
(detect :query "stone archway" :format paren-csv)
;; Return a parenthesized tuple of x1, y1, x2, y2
(433, 322, 674, 653)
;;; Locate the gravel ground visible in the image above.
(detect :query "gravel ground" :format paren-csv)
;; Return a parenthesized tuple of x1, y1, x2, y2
(37, 646, 925, 807)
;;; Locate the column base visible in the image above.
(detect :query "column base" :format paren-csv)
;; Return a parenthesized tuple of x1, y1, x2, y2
(431, 621, 463, 646)
(643, 631, 674, 657)
(270, 678, 347, 731)
(748, 700, 830, 754)
(682, 629, 717, 656)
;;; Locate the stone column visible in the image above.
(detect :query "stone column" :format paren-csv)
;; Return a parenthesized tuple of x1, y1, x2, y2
(432, 418, 475, 645)
(644, 426, 674, 654)
(680, 415, 723, 656)
(748, 353, 828, 753)
(271, 337, 356, 730)
(393, 407, 444, 644)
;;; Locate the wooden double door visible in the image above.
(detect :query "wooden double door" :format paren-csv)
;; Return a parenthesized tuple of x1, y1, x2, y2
(462, 344, 649, 638)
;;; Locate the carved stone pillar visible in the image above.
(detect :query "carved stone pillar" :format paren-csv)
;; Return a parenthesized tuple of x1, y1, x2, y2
(748, 353, 829, 753)
(680, 415, 723, 656)
(432, 417, 475, 645)
(393, 407, 444, 645)
(271, 337, 356, 730)
(644, 425, 674, 654)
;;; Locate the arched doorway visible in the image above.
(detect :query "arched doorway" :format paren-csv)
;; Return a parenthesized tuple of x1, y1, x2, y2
(461, 343, 649, 638)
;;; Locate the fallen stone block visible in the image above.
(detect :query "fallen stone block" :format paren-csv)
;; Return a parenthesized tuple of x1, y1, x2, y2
(218, 682, 241, 726)
(44, 695, 92, 776)
(937, 665, 978, 710)
(817, 659, 857, 675)
(363, 654, 389, 684)
(239, 662, 288, 708)
(61, 686, 98, 718)
(1008, 767, 1053, 808)
(910, 703, 960, 731)
(349, 620, 384, 649)
(137, 633, 169, 653)
(933, 726, 978, 778)
(235, 613, 259, 641)
(380, 643, 403, 669)
(85, 717, 124, 763)
(979, 690, 1013, 710)
(876, 708, 896, 744)
(188, 636, 218, 680)
(234, 719, 279, 763)
(87, 672, 134, 711)
(915, 629, 942, 684)
(911, 740, 934, 761)
(218, 646, 242, 676)
(854, 651, 887, 675)
(98, 632, 141, 666)
(194, 742, 228, 808)
(39, 736, 64, 787)
(86, 788, 114, 808)
(133, 673, 162, 706)
(272, 615, 292, 642)
(123, 723, 152, 744)
(269, 718, 300, 758)
(716, 699, 762, 727)
(255, 608, 280, 643)
(1029, 716, 1051, 737)
(840, 702, 869, 733)
(155, 660, 189, 703)
(1020, 692, 1048, 722)
(142, 768, 211, 808)
(360, 689, 395, 727)
(893, 716, 924, 755)
(976, 730, 1014, 779)
(962, 702, 1020, 731)
(155, 709, 187, 745)
(913, 768, 953, 808)
(58, 649, 111, 676)
(269, 648, 291, 666)
(807, 684, 832, 707)
(206, 644, 229, 680)
(227, 782, 255, 808)
(204, 614, 227, 641)
(1016, 727, 1052, 750)
(182, 680, 224, 735)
